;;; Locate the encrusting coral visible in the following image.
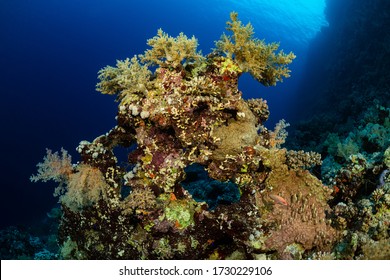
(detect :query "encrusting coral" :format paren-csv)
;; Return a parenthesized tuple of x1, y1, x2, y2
(31, 12, 340, 260)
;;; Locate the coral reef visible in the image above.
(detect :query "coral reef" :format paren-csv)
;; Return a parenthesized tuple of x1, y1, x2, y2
(329, 171, 390, 259)
(0, 208, 60, 260)
(31, 12, 343, 260)
(289, 103, 390, 259)
(286, 1, 390, 257)
(321, 105, 389, 185)
(317, 106, 390, 259)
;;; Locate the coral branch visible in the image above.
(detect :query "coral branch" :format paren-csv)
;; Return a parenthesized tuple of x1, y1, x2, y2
(216, 12, 296, 86)
(30, 148, 73, 183)
(140, 29, 202, 68)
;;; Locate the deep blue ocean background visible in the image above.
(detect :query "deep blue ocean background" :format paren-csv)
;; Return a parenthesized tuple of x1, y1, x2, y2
(0, 0, 328, 229)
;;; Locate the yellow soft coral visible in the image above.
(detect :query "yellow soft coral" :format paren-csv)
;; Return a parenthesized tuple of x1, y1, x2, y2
(96, 56, 151, 105)
(140, 28, 202, 68)
(215, 12, 296, 86)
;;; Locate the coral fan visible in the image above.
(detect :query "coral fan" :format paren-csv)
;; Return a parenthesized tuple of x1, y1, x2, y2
(31, 12, 340, 260)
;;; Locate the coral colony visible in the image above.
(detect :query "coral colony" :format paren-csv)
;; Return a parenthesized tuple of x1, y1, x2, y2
(31, 12, 390, 260)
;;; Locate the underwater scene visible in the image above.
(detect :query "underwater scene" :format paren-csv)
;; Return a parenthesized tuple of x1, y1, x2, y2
(0, 0, 389, 260)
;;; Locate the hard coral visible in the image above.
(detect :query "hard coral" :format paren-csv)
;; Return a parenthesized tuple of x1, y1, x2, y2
(258, 168, 337, 259)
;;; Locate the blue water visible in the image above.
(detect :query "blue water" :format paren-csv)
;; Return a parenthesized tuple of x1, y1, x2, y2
(0, 0, 326, 228)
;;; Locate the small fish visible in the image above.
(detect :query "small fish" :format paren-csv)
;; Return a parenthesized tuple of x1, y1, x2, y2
(170, 193, 177, 201)
(269, 194, 288, 206)
(174, 220, 182, 228)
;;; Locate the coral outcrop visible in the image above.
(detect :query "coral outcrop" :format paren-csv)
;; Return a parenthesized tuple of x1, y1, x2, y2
(31, 12, 338, 260)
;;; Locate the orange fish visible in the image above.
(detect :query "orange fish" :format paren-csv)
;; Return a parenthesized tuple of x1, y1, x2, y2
(269, 194, 288, 206)
(170, 193, 177, 201)
(207, 239, 215, 245)
(175, 220, 182, 228)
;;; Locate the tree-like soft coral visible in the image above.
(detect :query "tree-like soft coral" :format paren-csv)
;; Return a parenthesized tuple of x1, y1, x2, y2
(215, 12, 296, 86)
(140, 28, 202, 68)
(59, 164, 110, 212)
(267, 119, 290, 148)
(31, 150, 111, 212)
(96, 56, 152, 105)
(30, 148, 73, 183)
